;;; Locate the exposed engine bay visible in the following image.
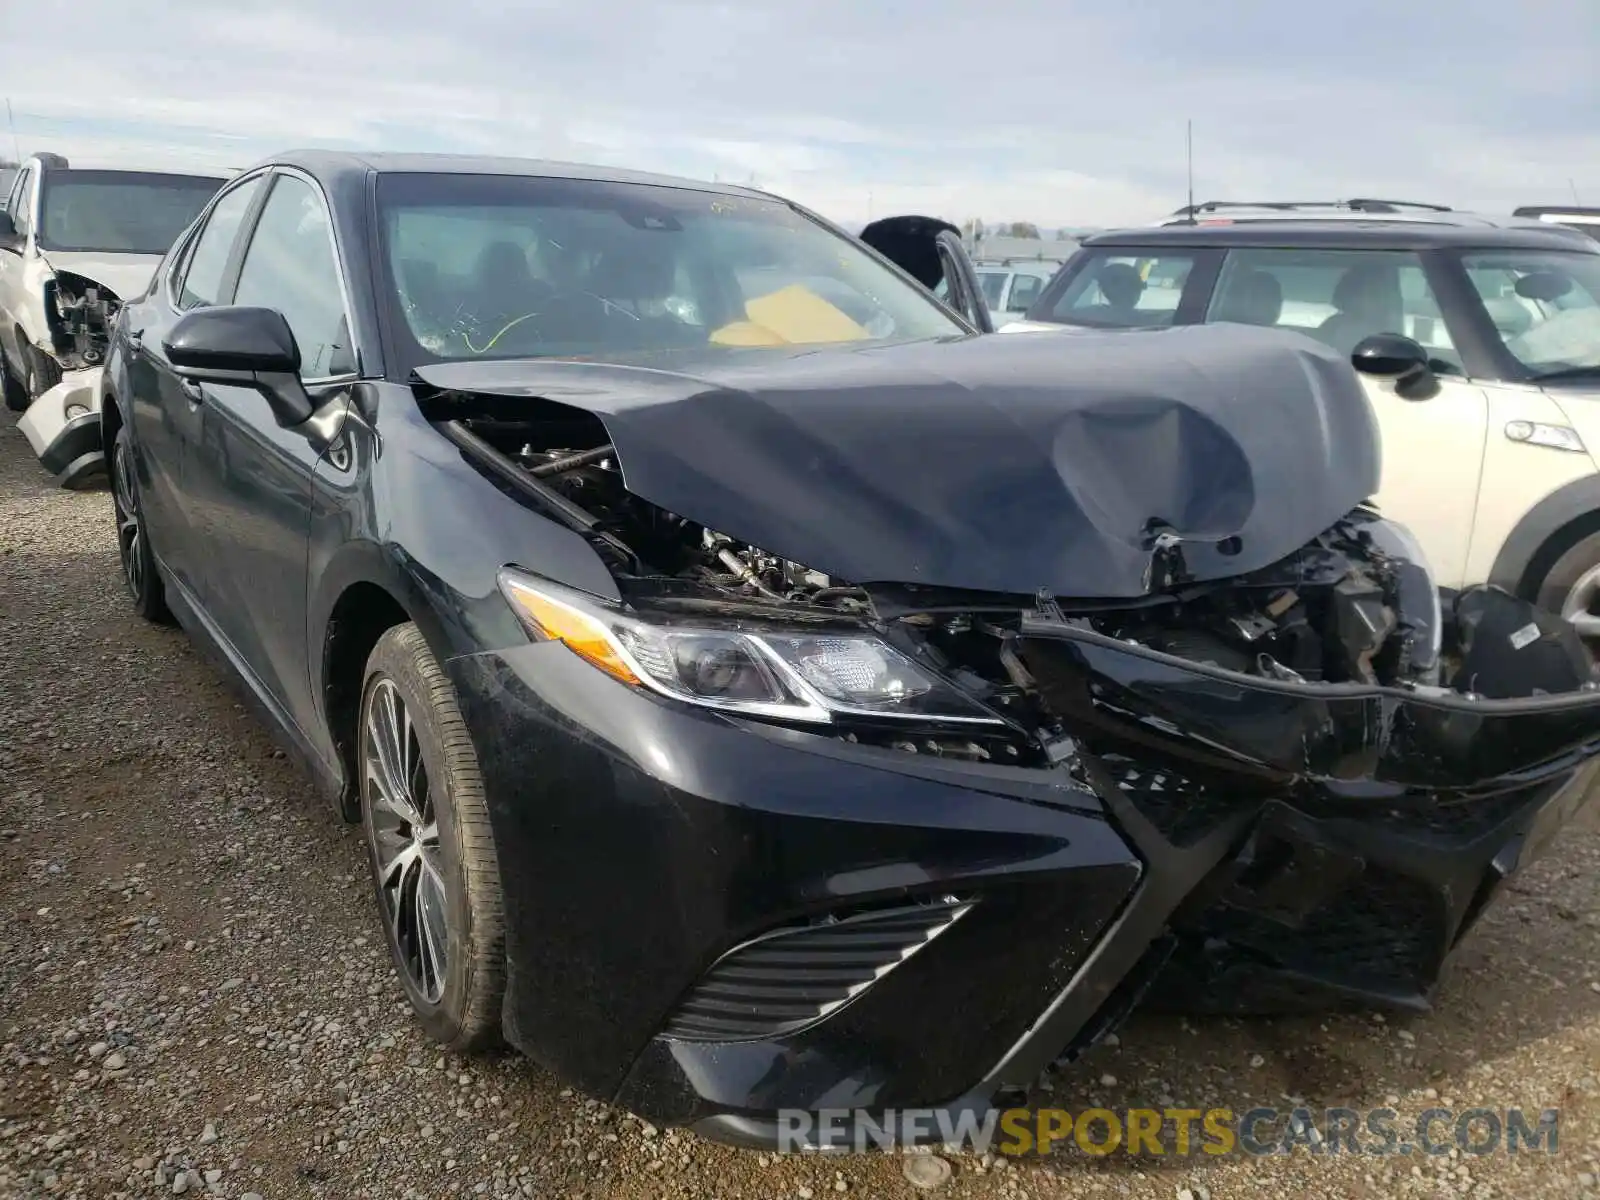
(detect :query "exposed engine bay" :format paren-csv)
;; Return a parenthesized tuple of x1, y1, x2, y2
(44, 271, 121, 370)
(445, 411, 1598, 768)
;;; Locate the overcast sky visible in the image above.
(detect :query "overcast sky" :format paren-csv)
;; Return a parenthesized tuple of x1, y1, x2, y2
(4, 0, 1596, 228)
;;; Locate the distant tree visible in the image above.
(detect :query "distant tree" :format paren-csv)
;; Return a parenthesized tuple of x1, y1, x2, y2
(962, 218, 986, 241)
(1005, 221, 1041, 239)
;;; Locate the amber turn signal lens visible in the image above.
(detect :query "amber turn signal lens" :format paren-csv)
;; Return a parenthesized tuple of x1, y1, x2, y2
(499, 577, 641, 686)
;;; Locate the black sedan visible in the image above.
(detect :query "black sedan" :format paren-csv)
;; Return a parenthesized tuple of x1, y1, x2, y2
(103, 151, 1600, 1147)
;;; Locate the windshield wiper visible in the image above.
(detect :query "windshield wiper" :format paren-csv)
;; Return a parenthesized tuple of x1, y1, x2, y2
(1529, 365, 1600, 382)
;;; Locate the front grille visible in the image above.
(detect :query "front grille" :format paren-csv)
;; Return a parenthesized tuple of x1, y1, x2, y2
(661, 897, 972, 1042)
(1095, 751, 1256, 846)
(1147, 863, 1450, 1012)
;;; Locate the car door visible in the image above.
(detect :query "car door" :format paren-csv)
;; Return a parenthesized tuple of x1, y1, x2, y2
(1203, 247, 1489, 589)
(0, 166, 34, 372)
(1455, 253, 1600, 586)
(121, 172, 269, 599)
(185, 169, 359, 738)
(858, 215, 994, 331)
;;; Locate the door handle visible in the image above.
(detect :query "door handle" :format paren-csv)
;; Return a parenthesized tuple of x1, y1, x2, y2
(179, 379, 205, 404)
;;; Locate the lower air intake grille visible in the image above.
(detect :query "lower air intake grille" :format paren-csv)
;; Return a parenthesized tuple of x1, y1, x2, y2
(661, 897, 972, 1042)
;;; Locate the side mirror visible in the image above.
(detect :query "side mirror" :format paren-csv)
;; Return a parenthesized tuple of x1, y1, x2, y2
(1351, 332, 1439, 401)
(0, 211, 20, 252)
(164, 306, 314, 427)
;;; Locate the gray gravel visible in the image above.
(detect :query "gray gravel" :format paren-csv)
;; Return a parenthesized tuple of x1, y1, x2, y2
(4, 415, 1600, 1198)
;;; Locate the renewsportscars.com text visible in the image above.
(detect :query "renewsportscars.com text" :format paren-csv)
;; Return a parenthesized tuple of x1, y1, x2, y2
(776, 1106, 1560, 1157)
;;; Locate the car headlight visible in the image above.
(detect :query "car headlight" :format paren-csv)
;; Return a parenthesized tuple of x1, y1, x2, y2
(497, 569, 1004, 726)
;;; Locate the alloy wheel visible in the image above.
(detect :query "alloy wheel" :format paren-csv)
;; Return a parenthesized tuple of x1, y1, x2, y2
(1561, 563, 1600, 640)
(362, 678, 450, 1003)
(111, 441, 144, 600)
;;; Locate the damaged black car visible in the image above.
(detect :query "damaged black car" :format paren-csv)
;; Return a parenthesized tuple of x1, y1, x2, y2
(102, 152, 1600, 1148)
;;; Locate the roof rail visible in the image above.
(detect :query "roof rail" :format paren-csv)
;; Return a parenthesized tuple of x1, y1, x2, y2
(1514, 205, 1600, 219)
(1169, 198, 1453, 218)
(1342, 198, 1454, 213)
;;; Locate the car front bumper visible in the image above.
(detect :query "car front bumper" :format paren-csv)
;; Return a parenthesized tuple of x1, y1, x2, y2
(443, 626, 1600, 1147)
(17, 368, 105, 488)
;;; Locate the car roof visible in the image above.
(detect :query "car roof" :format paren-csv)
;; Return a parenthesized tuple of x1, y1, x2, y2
(245, 149, 766, 201)
(1082, 219, 1600, 253)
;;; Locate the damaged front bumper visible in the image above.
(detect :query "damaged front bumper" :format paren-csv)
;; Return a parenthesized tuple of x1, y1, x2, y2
(444, 598, 1600, 1149)
(18, 368, 106, 488)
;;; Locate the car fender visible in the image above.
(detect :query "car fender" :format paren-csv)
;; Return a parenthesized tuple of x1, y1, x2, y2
(16, 252, 57, 352)
(1487, 472, 1600, 597)
(305, 384, 624, 745)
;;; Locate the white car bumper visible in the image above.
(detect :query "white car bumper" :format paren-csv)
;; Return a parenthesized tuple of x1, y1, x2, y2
(17, 368, 106, 488)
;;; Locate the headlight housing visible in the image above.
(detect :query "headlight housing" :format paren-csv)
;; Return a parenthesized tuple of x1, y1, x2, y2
(497, 569, 1004, 727)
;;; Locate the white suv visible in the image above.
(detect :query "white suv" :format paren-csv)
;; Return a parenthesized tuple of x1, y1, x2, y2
(1001, 211, 1600, 635)
(0, 152, 223, 483)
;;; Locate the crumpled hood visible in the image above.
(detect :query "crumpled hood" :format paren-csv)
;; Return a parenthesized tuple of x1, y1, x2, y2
(414, 324, 1381, 598)
(38, 249, 158, 303)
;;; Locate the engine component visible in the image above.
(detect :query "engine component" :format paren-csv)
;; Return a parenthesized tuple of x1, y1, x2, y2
(451, 415, 1560, 769)
(44, 272, 122, 369)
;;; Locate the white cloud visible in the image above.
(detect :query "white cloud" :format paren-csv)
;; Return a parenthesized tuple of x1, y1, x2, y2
(4, 0, 1597, 226)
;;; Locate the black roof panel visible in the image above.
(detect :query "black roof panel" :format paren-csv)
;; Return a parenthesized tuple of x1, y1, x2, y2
(245, 149, 762, 200)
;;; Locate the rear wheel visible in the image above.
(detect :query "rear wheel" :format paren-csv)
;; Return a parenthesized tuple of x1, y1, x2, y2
(1535, 530, 1600, 640)
(110, 423, 172, 624)
(358, 623, 505, 1051)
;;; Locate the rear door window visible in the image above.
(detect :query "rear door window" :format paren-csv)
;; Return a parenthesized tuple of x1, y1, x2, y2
(1205, 247, 1462, 372)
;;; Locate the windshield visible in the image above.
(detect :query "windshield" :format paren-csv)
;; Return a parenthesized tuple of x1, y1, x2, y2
(375, 172, 965, 367)
(1462, 250, 1600, 379)
(37, 171, 224, 255)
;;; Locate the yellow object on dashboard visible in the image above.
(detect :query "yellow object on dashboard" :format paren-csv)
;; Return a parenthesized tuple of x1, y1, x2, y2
(711, 284, 869, 346)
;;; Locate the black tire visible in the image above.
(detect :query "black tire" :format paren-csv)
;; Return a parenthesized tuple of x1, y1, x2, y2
(1, 350, 26, 413)
(109, 423, 173, 624)
(24, 346, 63, 400)
(1534, 529, 1600, 638)
(358, 622, 505, 1052)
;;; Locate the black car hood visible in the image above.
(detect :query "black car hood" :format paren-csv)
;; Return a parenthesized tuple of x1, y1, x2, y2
(412, 325, 1380, 599)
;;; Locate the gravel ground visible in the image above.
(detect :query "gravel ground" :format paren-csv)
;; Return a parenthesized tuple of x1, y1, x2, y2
(4, 414, 1600, 1200)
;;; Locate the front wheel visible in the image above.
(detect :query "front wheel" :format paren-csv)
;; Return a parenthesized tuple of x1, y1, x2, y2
(1, 350, 27, 412)
(1535, 530, 1600, 642)
(24, 347, 63, 400)
(358, 623, 506, 1051)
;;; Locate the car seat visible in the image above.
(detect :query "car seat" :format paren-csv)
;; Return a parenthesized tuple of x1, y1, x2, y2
(1316, 263, 1404, 355)
(1212, 269, 1284, 326)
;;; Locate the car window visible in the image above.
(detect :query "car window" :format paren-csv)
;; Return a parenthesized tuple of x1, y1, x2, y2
(977, 272, 1008, 309)
(1044, 252, 1196, 327)
(232, 174, 356, 378)
(177, 177, 266, 311)
(1205, 248, 1462, 372)
(1463, 251, 1600, 378)
(1007, 273, 1043, 312)
(9, 168, 33, 237)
